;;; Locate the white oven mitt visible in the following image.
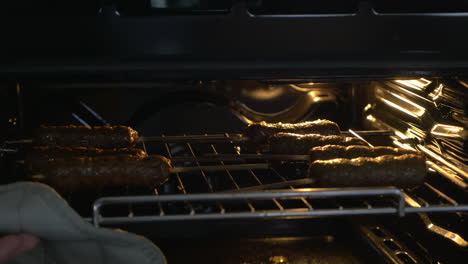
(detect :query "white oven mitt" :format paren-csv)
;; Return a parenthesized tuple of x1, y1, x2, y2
(0, 182, 167, 264)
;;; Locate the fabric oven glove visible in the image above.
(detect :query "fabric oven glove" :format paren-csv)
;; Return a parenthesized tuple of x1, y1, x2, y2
(0, 182, 167, 264)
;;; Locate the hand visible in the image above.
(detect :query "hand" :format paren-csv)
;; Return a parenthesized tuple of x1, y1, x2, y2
(0, 234, 39, 263)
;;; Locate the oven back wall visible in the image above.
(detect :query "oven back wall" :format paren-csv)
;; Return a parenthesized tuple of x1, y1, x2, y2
(14, 82, 355, 138)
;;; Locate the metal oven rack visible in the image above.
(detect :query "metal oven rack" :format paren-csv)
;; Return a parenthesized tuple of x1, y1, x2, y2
(92, 133, 468, 230)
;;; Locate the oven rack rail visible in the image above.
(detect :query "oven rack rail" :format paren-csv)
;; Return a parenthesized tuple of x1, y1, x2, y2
(92, 187, 468, 227)
(89, 129, 468, 250)
(89, 131, 468, 226)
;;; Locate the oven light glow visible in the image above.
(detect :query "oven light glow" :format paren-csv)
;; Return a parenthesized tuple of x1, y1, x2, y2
(394, 140, 415, 150)
(392, 131, 415, 149)
(394, 131, 408, 139)
(380, 98, 418, 118)
(430, 84, 444, 100)
(431, 124, 463, 138)
(391, 93, 426, 116)
(393, 141, 413, 150)
(269, 256, 288, 263)
(290, 84, 315, 92)
(295, 188, 314, 192)
(260, 236, 334, 243)
(379, 93, 426, 118)
(242, 87, 284, 100)
(395, 79, 431, 90)
(366, 115, 376, 122)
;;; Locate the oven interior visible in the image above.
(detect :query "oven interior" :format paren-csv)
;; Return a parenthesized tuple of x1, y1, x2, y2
(0, 78, 467, 264)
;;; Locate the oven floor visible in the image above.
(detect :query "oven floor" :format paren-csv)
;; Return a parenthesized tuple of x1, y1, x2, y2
(157, 236, 375, 264)
(120, 219, 385, 264)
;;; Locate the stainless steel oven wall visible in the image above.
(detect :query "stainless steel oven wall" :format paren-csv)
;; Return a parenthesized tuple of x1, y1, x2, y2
(364, 78, 467, 186)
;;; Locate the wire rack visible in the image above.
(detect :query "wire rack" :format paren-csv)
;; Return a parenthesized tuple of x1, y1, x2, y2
(92, 133, 468, 227)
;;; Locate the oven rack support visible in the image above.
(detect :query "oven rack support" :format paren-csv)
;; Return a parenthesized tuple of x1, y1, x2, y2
(92, 187, 468, 227)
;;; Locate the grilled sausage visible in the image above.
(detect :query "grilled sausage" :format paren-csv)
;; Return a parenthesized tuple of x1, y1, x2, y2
(308, 154, 426, 188)
(26, 146, 148, 173)
(37, 155, 171, 192)
(243, 120, 341, 145)
(34, 125, 139, 148)
(308, 145, 419, 161)
(268, 133, 364, 154)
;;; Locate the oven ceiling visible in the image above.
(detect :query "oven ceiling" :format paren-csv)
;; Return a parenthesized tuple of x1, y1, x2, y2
(1, 1, 468, 80)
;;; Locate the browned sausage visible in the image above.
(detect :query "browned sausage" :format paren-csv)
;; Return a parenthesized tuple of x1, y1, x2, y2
(26, 146, 147, 173)
(38, 155, 171, 192)
(268, 133, 364, 154)
(34, 125, 139, 149)
(308, 154, 426, 188)
(308, 145, 419, 161)
(243, 120, 341, 145)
